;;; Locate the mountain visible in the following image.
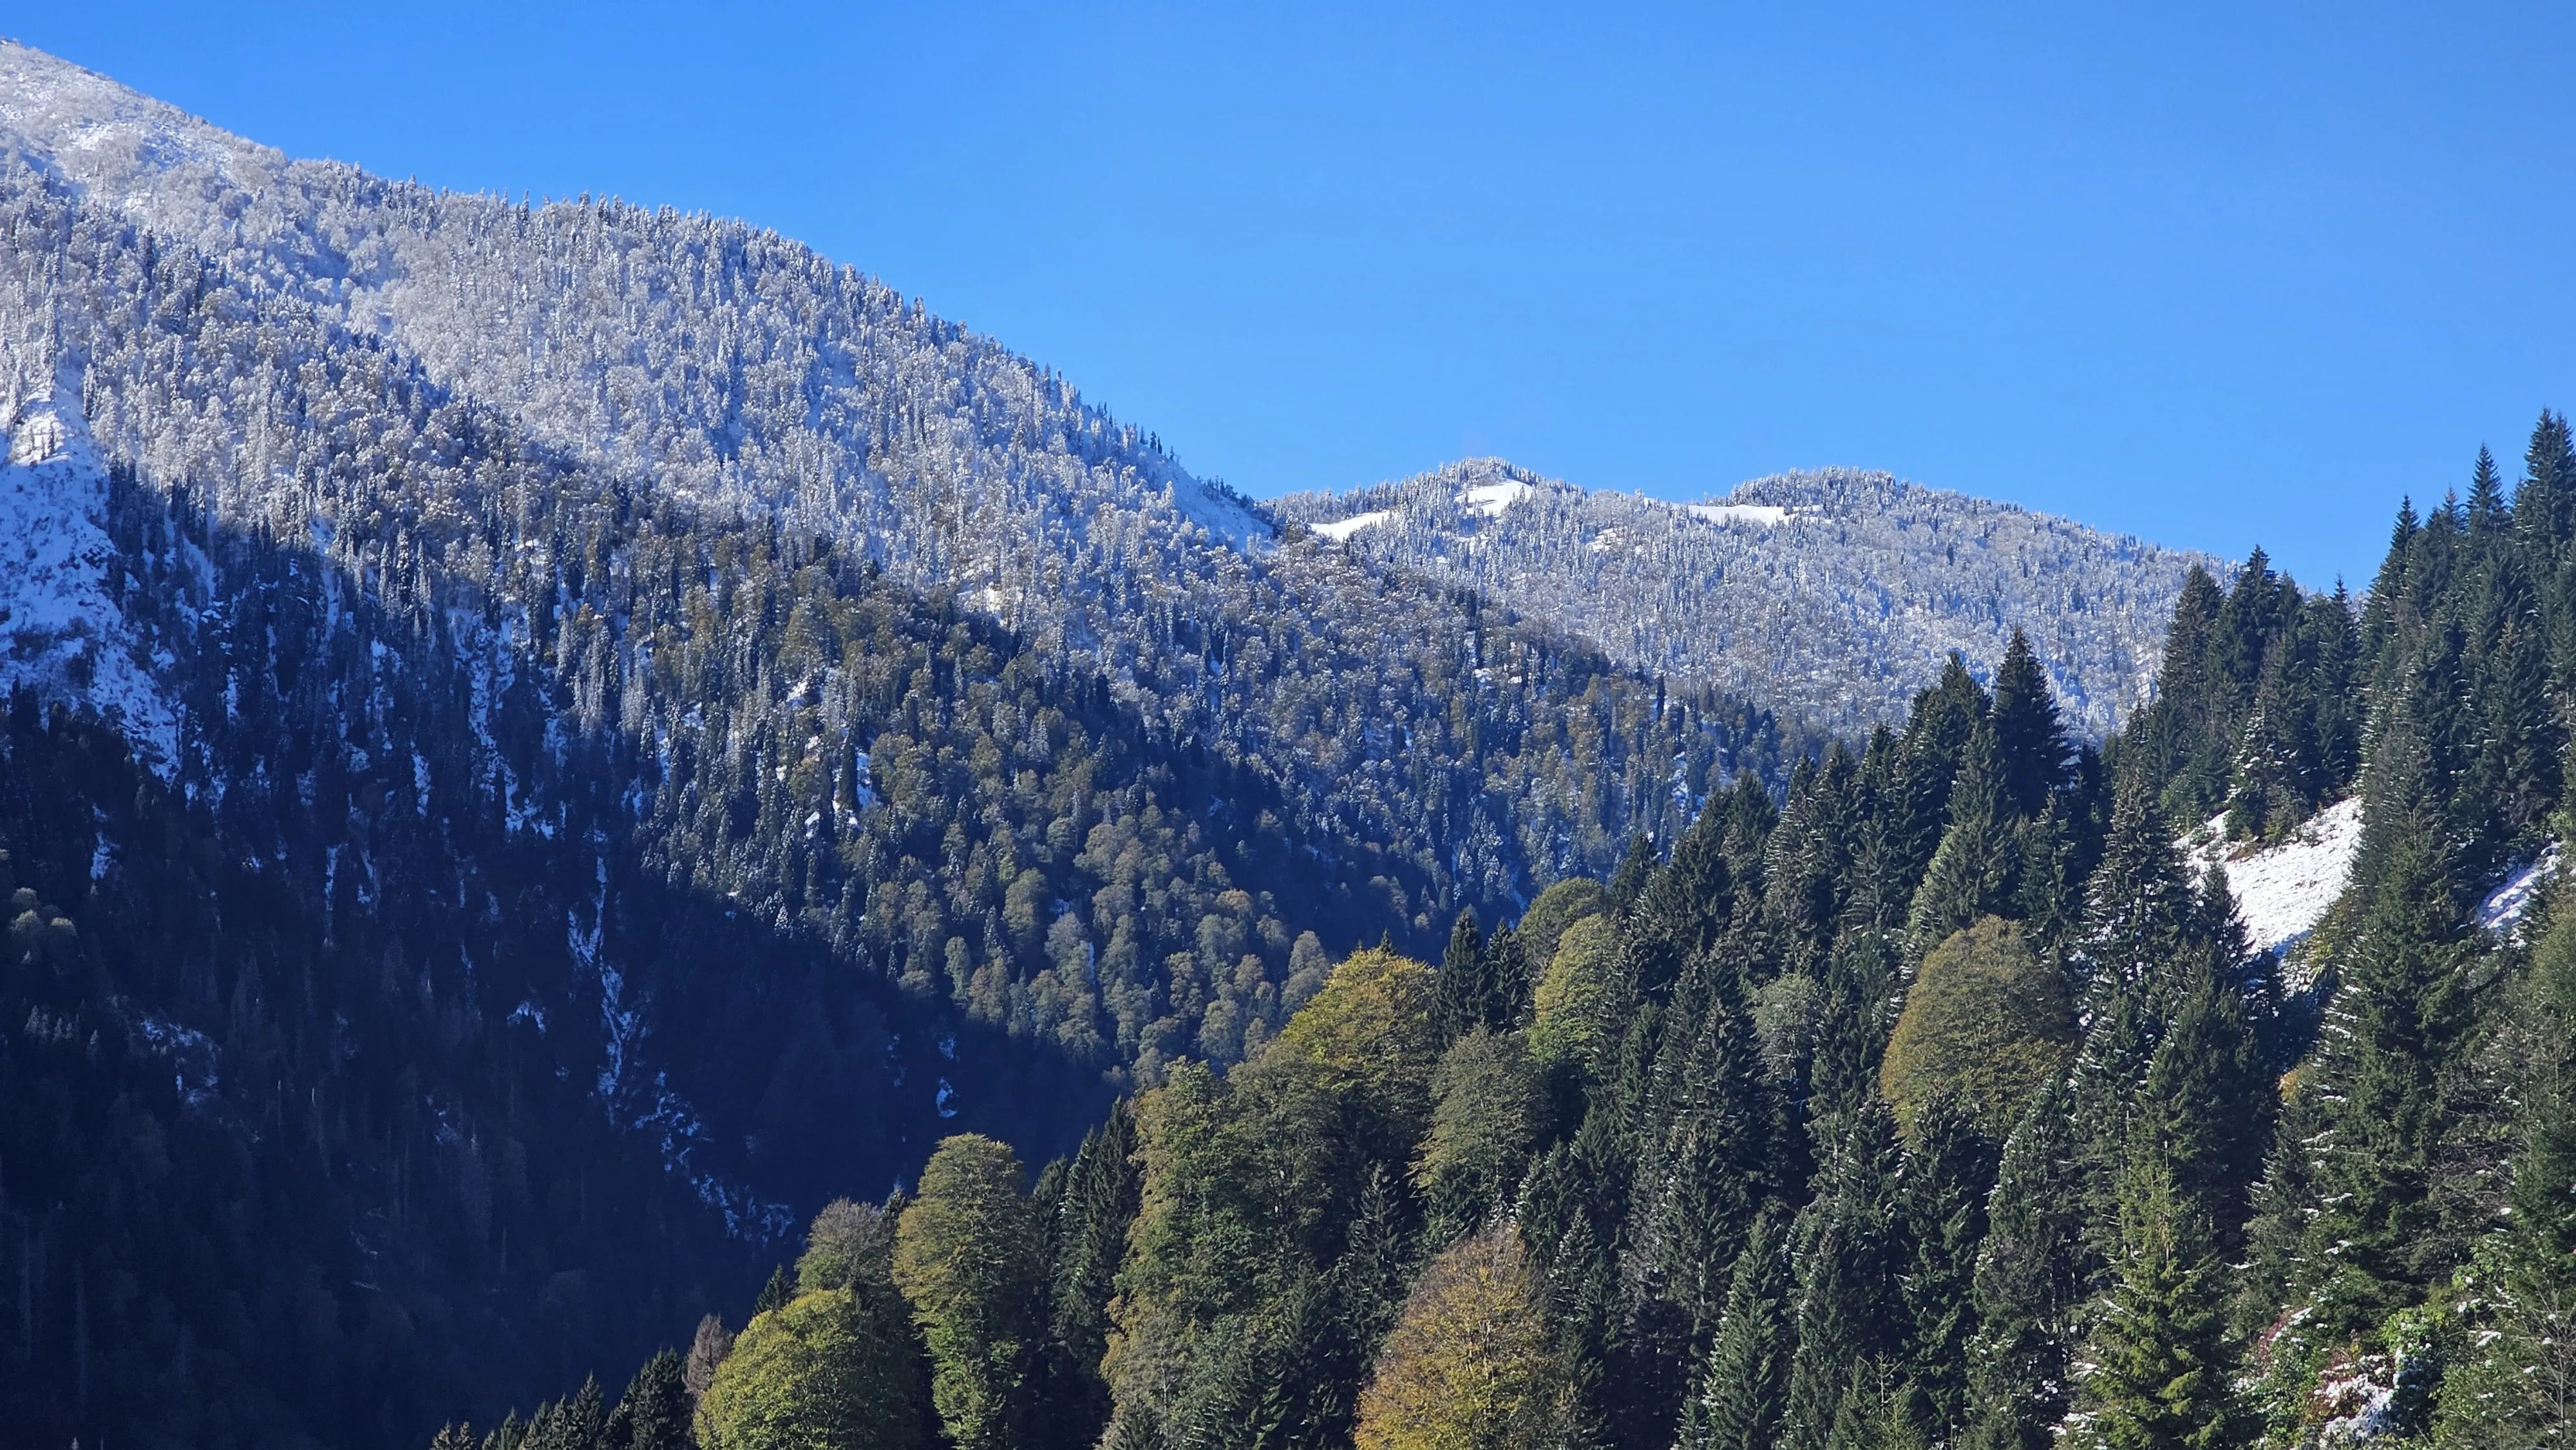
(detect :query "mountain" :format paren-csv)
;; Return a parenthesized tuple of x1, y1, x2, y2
(1278, 457, 2213, 737)
(0, 39, 1816, 1445)
(468, 419, 2576, 1450)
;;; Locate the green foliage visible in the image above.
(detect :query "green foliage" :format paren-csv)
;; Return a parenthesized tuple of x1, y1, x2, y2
(612, 1350, 691, 1450)
(1414, 1028, 1544, 1241)
(1529, 914, 1622, 1075)
(1878, 919, 2075, 1140)
(1964, 1073, 2084, 1450)
(797, 1199, 898, 1295)
(892, 1135, 1046, 1450)
(2063, 1163, 2242, 1450)
(1678, 1209, 1793, 1450)
(1042, 1106, 1140, 1450)
(696, 1289, 929, 1450)
(1515, 879, 1607, 982)
(1352, 1230, 1572, 1450)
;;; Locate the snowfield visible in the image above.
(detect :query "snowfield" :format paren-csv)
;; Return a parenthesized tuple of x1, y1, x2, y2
(1684, 502, 1790, 527)
(1312, 509, 1390, 541)
(2182, 797, 2364, 957)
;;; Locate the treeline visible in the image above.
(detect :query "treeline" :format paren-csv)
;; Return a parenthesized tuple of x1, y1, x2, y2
(468, 412, 2576, 1449)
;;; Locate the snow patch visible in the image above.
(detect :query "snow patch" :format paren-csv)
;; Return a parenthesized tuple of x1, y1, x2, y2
(1313, 510, 1390, 541)
(0, 384, 178, 772)
(2478, 842, 2559, 939)
(1685, 502, 1790, 527)
(1461, 480, 1531, 518)
(2181, 796, 2363, 957)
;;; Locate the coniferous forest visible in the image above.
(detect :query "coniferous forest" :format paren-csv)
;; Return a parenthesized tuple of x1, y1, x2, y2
(408, 416, 2576, 1450)
(7, 35, 2576, 1450)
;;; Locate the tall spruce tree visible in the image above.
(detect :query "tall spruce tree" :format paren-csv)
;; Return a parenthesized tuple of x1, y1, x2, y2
(2297, 719, 2478, 1335)
(1782, 1104, 1911, 1450)
(1906, 720, 2017, 959)
(1965, 1073, 2085, 1450)
(2063, 1160, 2242, 1450)
(1678, 1209, 1794, 1450)
(1898, 1092, 1999, 1440)
(1991, 628, 2072, 822)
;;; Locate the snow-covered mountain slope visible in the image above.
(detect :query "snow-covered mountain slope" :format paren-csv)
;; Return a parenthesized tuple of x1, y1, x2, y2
(1278, 458, 2215, 737)
(0, 379, 176, 767)
(2180, 796, 2557, 966)
(2182, 797, 2364, 958)
(0, 39, 1267, 624)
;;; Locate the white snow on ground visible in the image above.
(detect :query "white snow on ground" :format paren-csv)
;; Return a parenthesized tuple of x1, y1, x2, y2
(1461, 480, 1532, 518)
(0, 384, 177, 771)
(2181, 796, 2364, 957)
(1684, 502, 1790, 527)
(1312, 510, 1390, 541)
(1168, 479, 1273, 552)
(2479, 842, 2560, 938)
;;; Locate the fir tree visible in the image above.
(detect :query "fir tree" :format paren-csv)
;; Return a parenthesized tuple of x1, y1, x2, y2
(1906, 720, 2017, 959)
(1783, 1105, 1911, 1450)
(1990, 628, 2072, 822)
(1437, 910, 1490, 1046)
(2298, 733, 2478, 1334)
(2063, 1160, 2242, 1450)
(1965, 1073, 2085, 1450)
(611, 1351, 690, 1450)
(1678, 1209, 1793, 1450)
(1898, 1092, 1998, 1440)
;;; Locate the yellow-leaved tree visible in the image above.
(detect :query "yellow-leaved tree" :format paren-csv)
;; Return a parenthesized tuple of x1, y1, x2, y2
(1353, 1229, 1572, 1450)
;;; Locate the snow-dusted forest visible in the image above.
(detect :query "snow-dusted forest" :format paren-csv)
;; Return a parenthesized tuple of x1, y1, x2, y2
(1280, 458, 2210, 738)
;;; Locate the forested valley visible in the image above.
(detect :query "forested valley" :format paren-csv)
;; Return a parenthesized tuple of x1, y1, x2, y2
(6, 36, 2576, 1450)
(432, 418, 2576, 1449)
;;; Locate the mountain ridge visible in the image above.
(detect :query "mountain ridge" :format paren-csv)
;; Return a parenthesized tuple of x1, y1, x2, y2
(1280, 455, 2213, 737)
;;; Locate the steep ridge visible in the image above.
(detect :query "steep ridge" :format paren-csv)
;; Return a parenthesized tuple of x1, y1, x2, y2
(1279, 457, 2211, 737)
(0, 42, 1808, 1445)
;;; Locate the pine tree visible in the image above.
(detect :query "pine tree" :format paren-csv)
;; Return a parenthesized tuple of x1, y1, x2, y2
(1783, 1104, 1910, 1450)
(2137, 973, 2270, 1251)
(1626, 968, 1776, 1365)
(2436, 878, 2576, 1447)
(1437, 910, 1489, 1046)
(1678, 1209, 1793, 1450)
(612, 1351, 690, 1450)
(1899, 1092, 1998, 1440)
(1046, 1106, 1140, 1450)
(1990, 628, 2072, 821)
(753, 1265, 796, 1317)
(1906, 720, 2016, 958)
(2297, 736, 2477, 1335)
(1965, 1073, 2085, 1450)
(2064, 1159, 2242, 1450)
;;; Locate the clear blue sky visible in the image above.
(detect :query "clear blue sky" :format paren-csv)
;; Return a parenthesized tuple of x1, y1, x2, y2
(23, 3, 2576, 585)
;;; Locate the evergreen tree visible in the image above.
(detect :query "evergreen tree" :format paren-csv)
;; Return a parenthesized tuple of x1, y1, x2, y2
(2137, 973, 2269, 1250)
(1046, 1106, 1140, 1450)
(1906, 720, 2017, 958)
(2297, 744, 2477, 1333)
(1991, 628, 2072, 821)
(2063, 1161, 2242, 1450)
(1678, 1209, 1793, 1450)
(1783, 1105, 1910, 1450)
(612, 1351, 690, 1450)
(1964, 1073, 2085, 1450)
(1898, 1092, 1998, 1440)
(1437, 910, 1491, 1047)
(2436, 878, 2576, 1447)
